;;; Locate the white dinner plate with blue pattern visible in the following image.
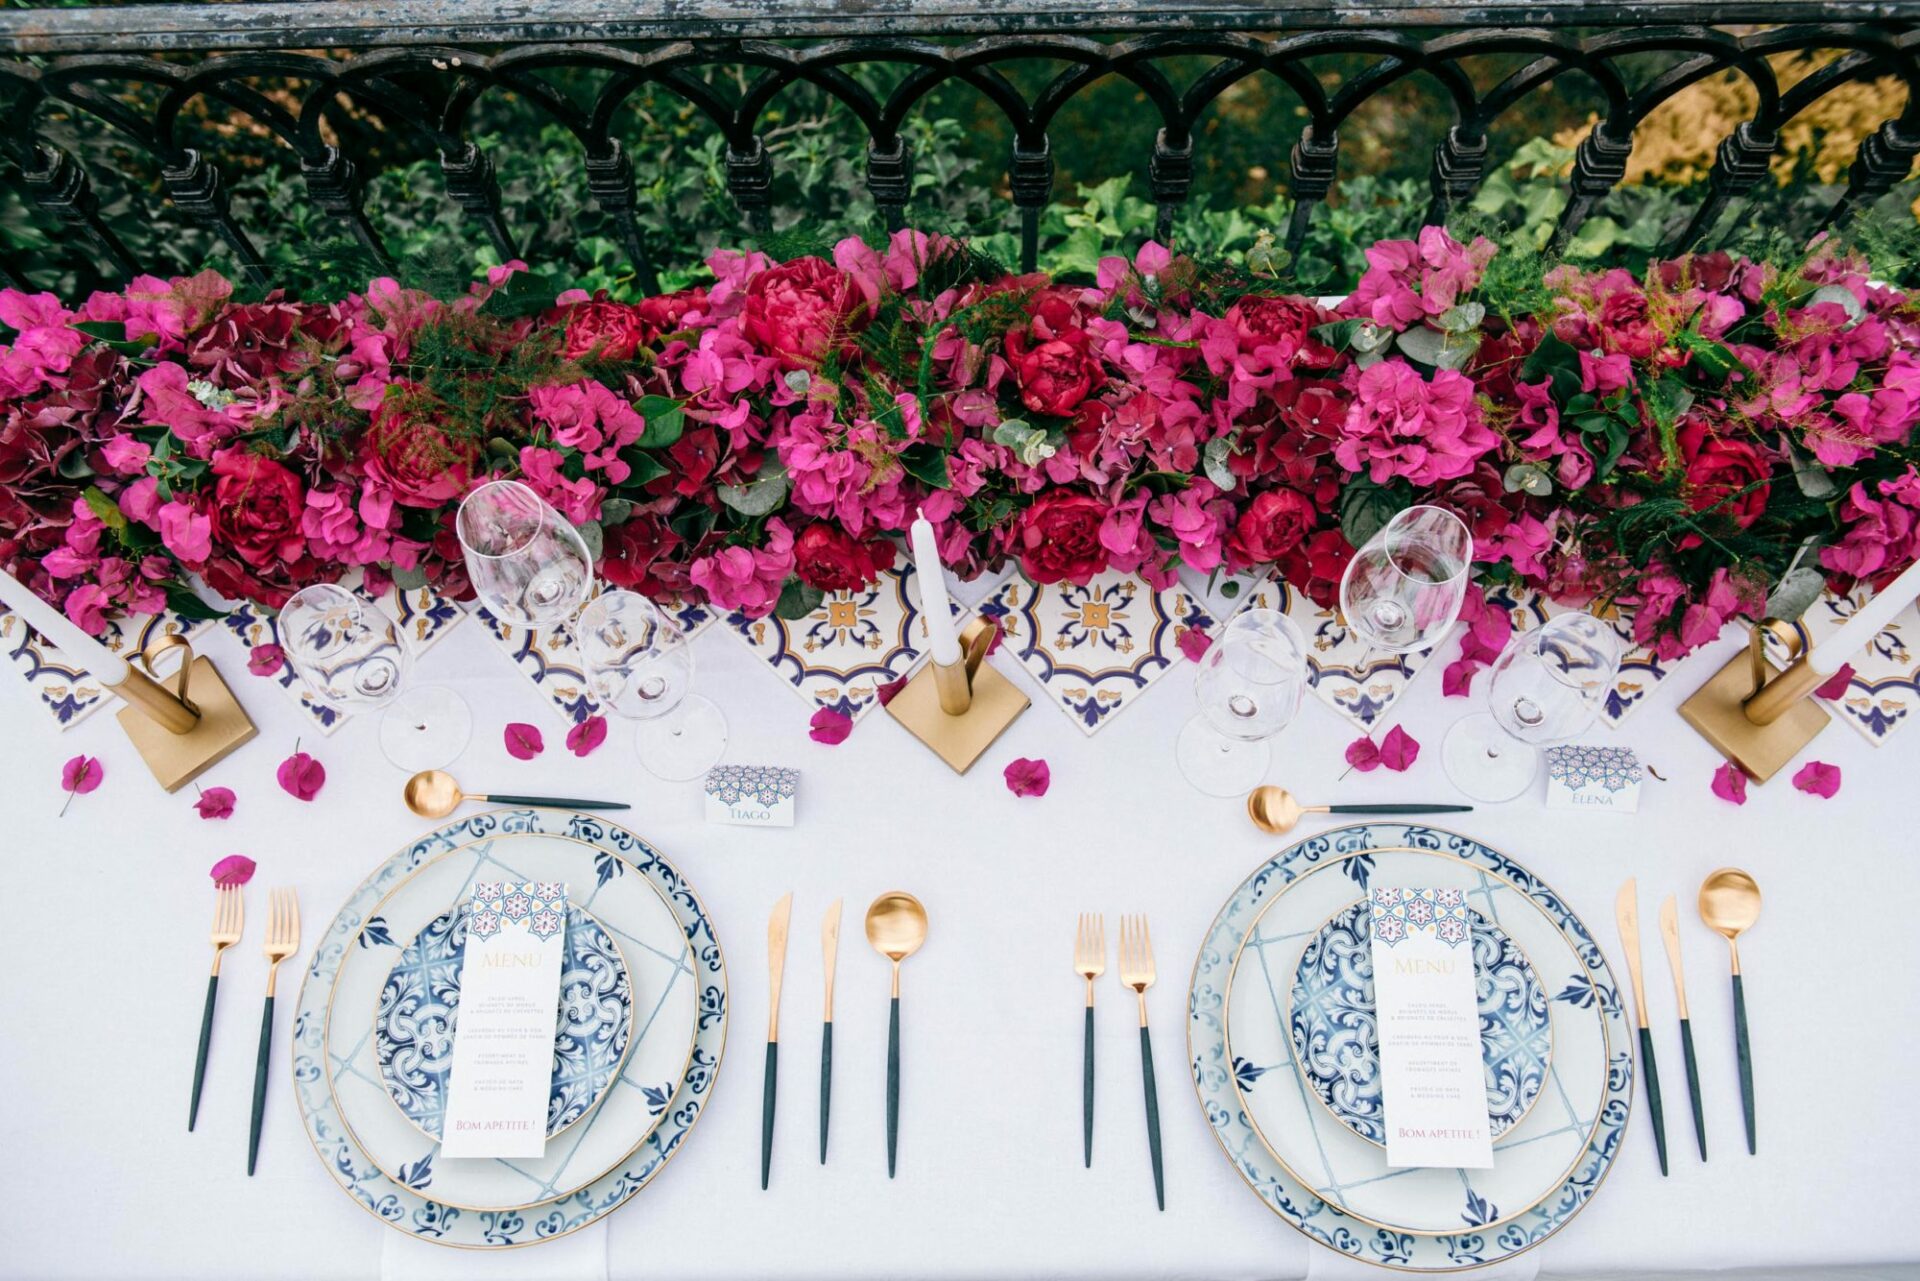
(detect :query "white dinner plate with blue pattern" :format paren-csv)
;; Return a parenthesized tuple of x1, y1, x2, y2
(292, 810, 726, 1247)
(1287, 900, 1552, 1148)
(375, 903, 636, 1144)
(1190, 824, 1629, 1271)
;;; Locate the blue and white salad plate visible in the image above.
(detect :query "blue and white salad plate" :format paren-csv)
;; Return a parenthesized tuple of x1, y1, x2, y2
(375, 903, 636, 1144)
(292, 810, 725, 1244)
(1287, 900, 1552, 1148)
(1190, 824, 1629, 1270)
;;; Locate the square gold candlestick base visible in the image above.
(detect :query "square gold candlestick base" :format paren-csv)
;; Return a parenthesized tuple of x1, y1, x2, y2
(884, 660, 1029, 774)
(1677, 650, 1829, 783)
(116, 656, 258, 792)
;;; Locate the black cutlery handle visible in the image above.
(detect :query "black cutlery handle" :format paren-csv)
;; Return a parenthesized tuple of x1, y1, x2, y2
(760, 1040, 778, 1190)
(1733, 973, 1755, 1155)
(1637, 1024, 1668, 1177)
(486, 794, 630, 811)
(1325, 804, 1476, 815)
(1678, 1018, 1706, 1161)
(1082, 1005, 1095, 1169)
(818, 1021, 832, 1165)
(886, 996, 901, 1178)
(189, 973, 218, 1132)
(246, 995, 274, 1176)
(1139, 1025, 1164, 1210)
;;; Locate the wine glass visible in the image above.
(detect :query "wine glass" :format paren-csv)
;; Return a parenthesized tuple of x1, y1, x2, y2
(1176, 608, 1310, 797)
(277, 582, 472, 771)
(457, 479, 594, 630)
(1441, 611, 1621, 802)
(1338, 504, 1473, 654)
(576, 589, 728, 781)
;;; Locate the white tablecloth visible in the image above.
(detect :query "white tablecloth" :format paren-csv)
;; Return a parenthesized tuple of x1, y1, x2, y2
(3, 599, 1916, 1281)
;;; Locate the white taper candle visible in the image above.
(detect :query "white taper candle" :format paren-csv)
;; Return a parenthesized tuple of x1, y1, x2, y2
(908, 510, 963, 667)
(1806, 556, 1920, 675)
(0, 566, 130, 684)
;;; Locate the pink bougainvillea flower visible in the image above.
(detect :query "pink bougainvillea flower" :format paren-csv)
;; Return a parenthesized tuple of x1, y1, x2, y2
(1378, 725, 1421, 772)
(1004, 757, 1051, 797)
(1792, 760, 1842, 798)
(59, 754, 102, 815)
(209, 854, 256, 887)
(809, 707, 853, 745)
(1815, 663, 1856, 700)
(1710, 761, 1748, 805)
(277, 751, 326, 801)
(247, 642, 286, 677)
(194, 785, 236, 820)
(1345, 737, 1382, 772)
(566, 715, 608, 758)
(1177, 625, 1212, 661)
(504, 723, 545, 760)
(875, 674, 909, 707)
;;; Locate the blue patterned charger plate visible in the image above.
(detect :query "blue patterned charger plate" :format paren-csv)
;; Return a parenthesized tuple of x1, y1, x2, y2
(375, 903, 635, 1144)
(1190, 824, 1629, 1270)
(292, 810, 726, 1245)
(1288, 900, 1552, 1148)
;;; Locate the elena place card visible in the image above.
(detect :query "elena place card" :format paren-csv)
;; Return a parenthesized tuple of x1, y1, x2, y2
(439, 881, 570, 1159)
(704, 764, 799, 827)
(1367, 887, 1494, 1170)
(1543, 743, 1643, 813)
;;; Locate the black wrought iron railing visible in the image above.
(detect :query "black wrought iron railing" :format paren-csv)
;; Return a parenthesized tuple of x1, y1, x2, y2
(1, 0, 1918, 294)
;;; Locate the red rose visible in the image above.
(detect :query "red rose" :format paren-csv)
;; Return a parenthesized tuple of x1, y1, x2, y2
(742, 257, 866, 370)
(792, 523, 892, 593)
(1677, 417, 1771, 528)
(364, 385, 482, 508)
(1598, 289, 1659, 360)
(562, 299, 651, 362)
(1226, 295, 1340, 370)
(599, 515, 684, 595)
(1005, 290, 1104, 417)
(1227, 488, 1317, 566)
(208, 447, 306, 568)
(1016, 491, 1110, 585)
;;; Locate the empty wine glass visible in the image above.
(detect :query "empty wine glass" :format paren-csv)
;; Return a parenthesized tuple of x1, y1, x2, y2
(457, 479, 594, 630)
(1176, 608, 1310, 797)
(1442, 611, 1621, 802)
(278, 582, 472, 771)
(576, 589, 728, 781)
(1339, 504, 1473, 654)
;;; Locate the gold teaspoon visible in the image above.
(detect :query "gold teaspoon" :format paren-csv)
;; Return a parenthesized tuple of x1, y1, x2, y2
(1698, 867, 1762, 1155)
(1244, 786, 1473, 835)
(401, 769, 631, 819)
(866, 891, 927, 1179)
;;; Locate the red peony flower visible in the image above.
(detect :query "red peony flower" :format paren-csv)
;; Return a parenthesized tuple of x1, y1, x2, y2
(208, 447, 306, 569)
(562, 299, 652, 362)
(742, 257, 867, 370)
(1598, 288, 1659, 360)
(636, 287, 708, 341)
(1004, 292, 1103, 417)
(1676, 417, 1771, 529)
(1225, 295, 1340, 370)
(1227, 488, 1317, 567)
(792, 522, 893, 593)
(364, 385, 483, 509)
(1016, 491, 1110, 585)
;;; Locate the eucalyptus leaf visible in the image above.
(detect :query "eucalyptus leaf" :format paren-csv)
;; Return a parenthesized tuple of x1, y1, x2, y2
(1808, 284, 1864, 323)
(600, 497, 634, 526)
(1765, 565, 1828, 622)
(1203, 436, 1239, 491)
(1349, 321, 1394, 355)
(1436, 302, 1485, 334)
(1309, 317, 1363, 352)
(388, 563, 431, 591)
(1395, 323, 1478, 371)
(1502, 463, 1554, 498)
(717, 463, 789, 517)
(573, 519, 605, 561)
(1784, 435, 1838, 498)
(783, 369, 812, 394)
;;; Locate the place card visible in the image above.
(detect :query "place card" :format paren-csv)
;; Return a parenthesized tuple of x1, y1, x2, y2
(438, 881, 569, 1160)
(1368, 887, 1493, 1170)
(705, 764, 799, 828)
(1544, 743, 1643, 813)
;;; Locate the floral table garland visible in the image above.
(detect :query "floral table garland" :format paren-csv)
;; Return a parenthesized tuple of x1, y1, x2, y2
(2, 226, 1917, 678)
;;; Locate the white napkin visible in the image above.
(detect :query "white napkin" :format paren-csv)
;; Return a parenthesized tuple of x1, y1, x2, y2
(380, 1221, 608, 1281)
(1307, 1244, 1541, 1281)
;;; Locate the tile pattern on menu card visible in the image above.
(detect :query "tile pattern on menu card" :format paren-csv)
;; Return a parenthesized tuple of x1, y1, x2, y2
(722, 554, 963, 722)
(471, 588, 716, 727)
(222, 579, 466, 734)
(2, 607, 214, 730)
(1765, 585, 1920, 744)
(979, 570, 1214, 734)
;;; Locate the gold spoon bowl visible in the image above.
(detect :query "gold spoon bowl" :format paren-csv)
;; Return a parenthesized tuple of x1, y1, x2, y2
(865, 892, 928, 995)
(1698, 867, 1761, 970)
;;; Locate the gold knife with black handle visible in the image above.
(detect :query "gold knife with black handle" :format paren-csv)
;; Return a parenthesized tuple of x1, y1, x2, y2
(761, 892, 793, 1190)
(1616, 879, 1669, 1176)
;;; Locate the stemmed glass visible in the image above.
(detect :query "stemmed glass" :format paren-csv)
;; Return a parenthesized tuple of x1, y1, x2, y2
(1176, 608, 1310, 797)
(457, 479, 594, 630)
(277, 582, 472, 771)
(1338, 504, 1473, 654)
(576, 589, 728, 781)
(1441, 612, 1621, 802)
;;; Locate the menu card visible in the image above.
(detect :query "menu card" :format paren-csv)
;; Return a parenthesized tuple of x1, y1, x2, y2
(1367, 887, 1493, 1170)
(438, 881, 568, 1159)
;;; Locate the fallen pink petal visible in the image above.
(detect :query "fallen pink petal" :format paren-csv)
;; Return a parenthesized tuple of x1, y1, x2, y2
(1441, 659, 1479, 699)
(194, 786, 236, 820)
(504, 722, 545, 760)
(566, 715, 609, 757)
(60, 754, 102, 795)
(1814, 663, 1855, 701)
(1344, 737, 1382, 772)
(1709, 761, 1748, 806)
(1792, 760, 1841, 798)
(1177, 626, 1212, 661)
(1378, 725, 1420, 772)
(1004, 757, 1051, 797)
(809, 707, 853, 745)
(277, 751, 326, 801)
(209, 854, 257, 887)
(875, 674, 908, 707)
(247, 642, 286, 677)
(983, 621, 1005, 657)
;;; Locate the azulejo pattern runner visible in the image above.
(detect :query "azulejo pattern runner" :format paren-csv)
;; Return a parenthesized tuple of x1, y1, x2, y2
(980, 570, 1215, 734)
(2, 607, 213, 730)
(1220, 577, 1438, 732)
(1766, 586, 1920, 745)
(472, 588, 715, 727)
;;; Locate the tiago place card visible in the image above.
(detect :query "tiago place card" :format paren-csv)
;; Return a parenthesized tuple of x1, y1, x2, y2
(704, 764, 799, 828)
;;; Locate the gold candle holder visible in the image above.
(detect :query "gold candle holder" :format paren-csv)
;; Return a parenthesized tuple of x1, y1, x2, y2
(884, 617, 1030, 773)
(113, 634, 257, 792)
(1677, 618, 1830, 783)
